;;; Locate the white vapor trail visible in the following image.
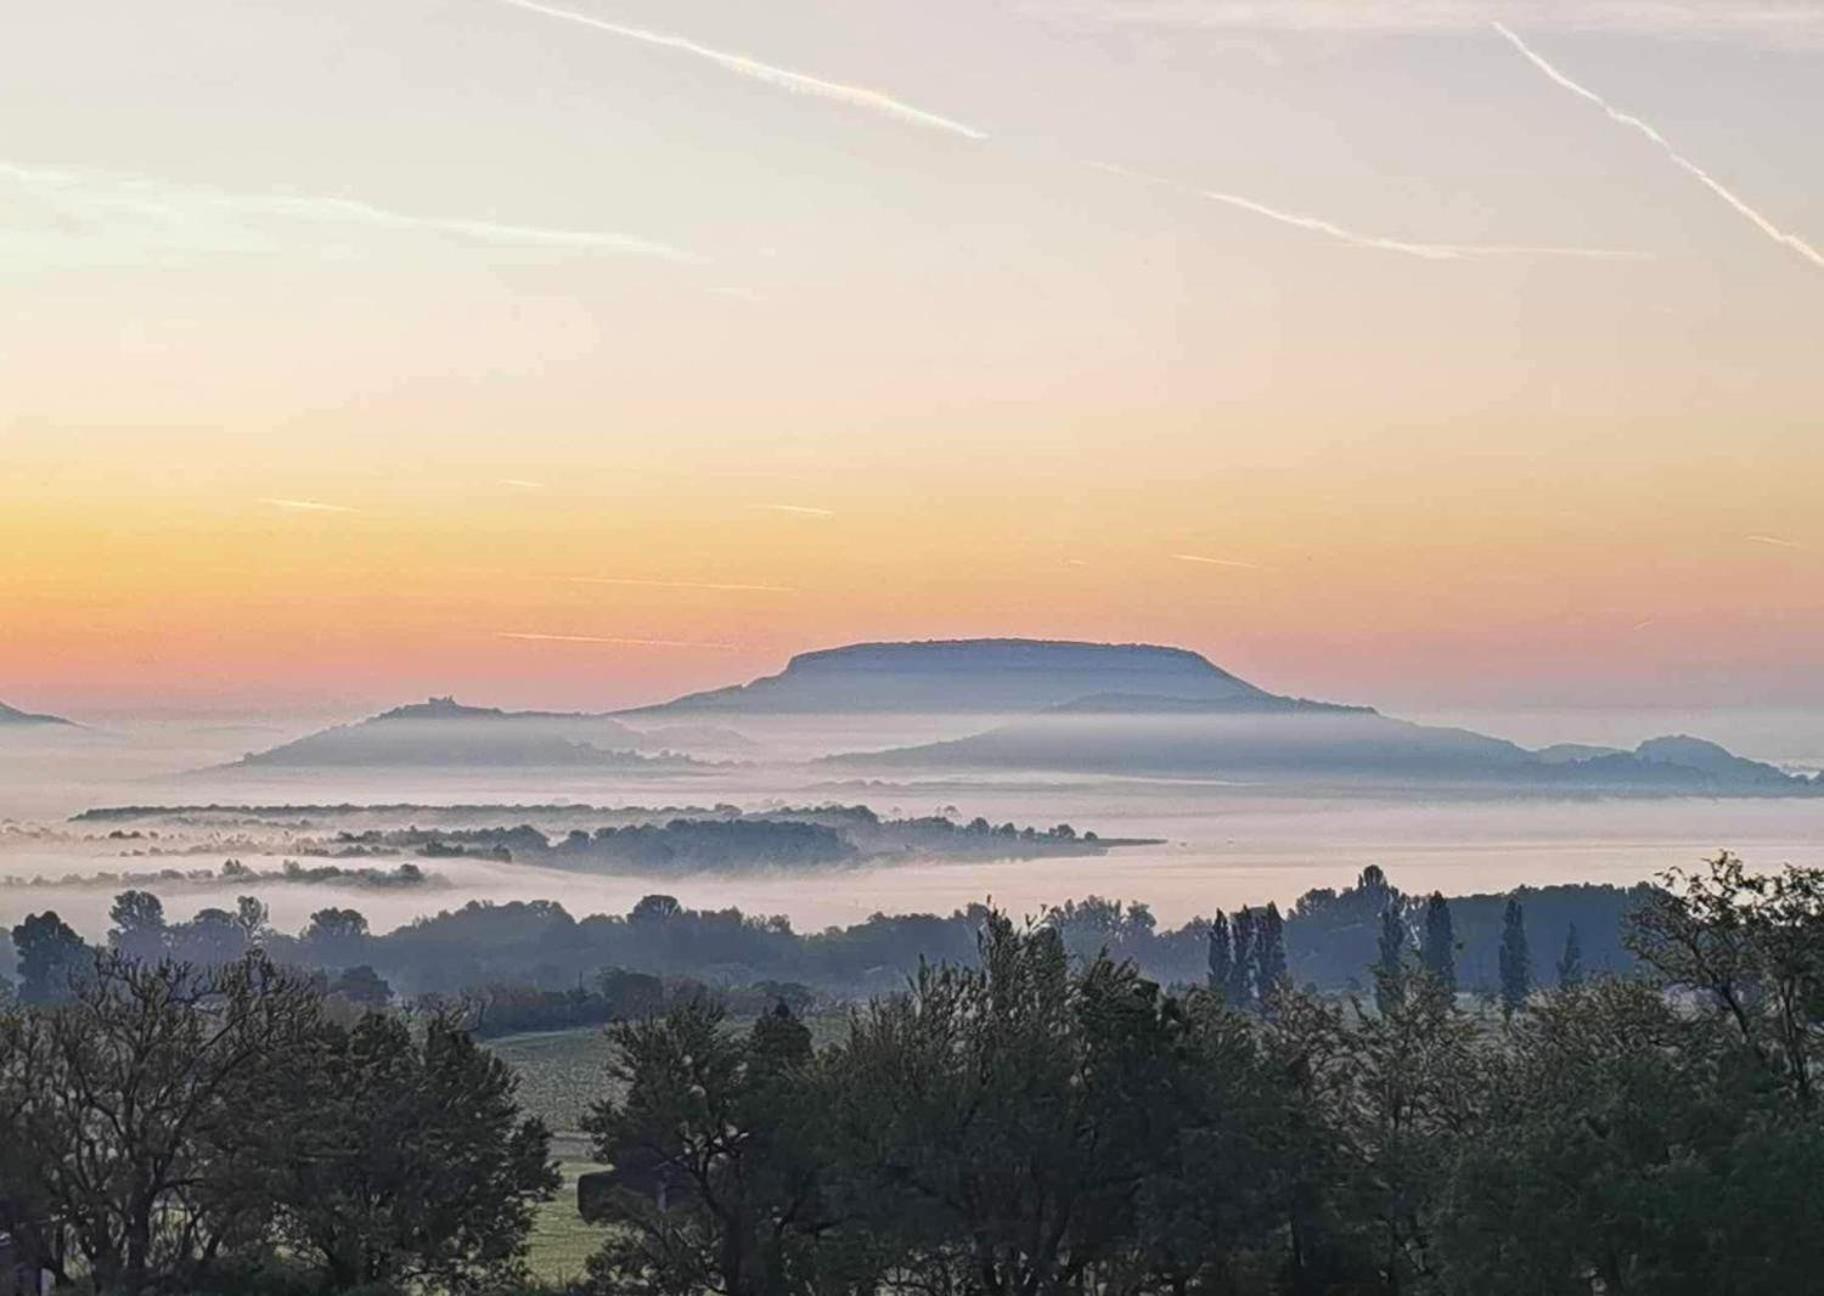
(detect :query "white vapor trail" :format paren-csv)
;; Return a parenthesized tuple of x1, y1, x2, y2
(752, 503, 835, 517)
(1746, 534, 1805, 549)
(1202, 188, 1643, 261)
(493, 0, 988, 140)
(1172, 552, 1263, 570)
(568, 576, 798, 593)
(498, 632, 737, 649)
(260, 498, 358, 513)
(271, 194, 701, 260)
(0, 160, 699, 263)
(1492, 22, 1824, 271)
(1091, 161, 1644, 261)
(1199, 188, 1467, 260)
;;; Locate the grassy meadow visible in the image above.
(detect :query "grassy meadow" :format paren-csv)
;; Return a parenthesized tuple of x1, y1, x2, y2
(490, 1013, 852, 1282)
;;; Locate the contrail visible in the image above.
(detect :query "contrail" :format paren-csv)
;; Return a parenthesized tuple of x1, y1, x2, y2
(1202, 188, 1643, 260)
(251, 193, 702, 261)
(260, 498, 358, 513)
(498, 631, 738, 649)
(1746, 534, 1805, 549)
(568, 576, 798, 593)
(1173, 552, 1263, 570)
(0, 160, 699, 262)
(752, 503, 835, 517)
(493, 0, 988, 141)
(1492, 22, 1824, 270)
(1091, 161, 1644, 261)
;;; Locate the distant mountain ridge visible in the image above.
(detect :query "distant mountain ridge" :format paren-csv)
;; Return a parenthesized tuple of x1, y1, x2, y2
(0, 700, 74, 726)
(620, 639, 1267, 715)
(599, 636, 1815, 796)
(224, 697, 746, 770)
(832, 708, 1818, 794)
(216, 640, 1819, 795)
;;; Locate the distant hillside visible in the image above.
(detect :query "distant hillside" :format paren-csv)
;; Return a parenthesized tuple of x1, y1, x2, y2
(829, 702, 1542, 783)
(0, 700, 74, 726)
(621, 639, 1268, 715)
(226, 697, 719, 771)
(819, 690, 1819, 796)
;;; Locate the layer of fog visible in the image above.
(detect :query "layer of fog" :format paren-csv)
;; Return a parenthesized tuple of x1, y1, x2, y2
(4, 706, 1820, 942)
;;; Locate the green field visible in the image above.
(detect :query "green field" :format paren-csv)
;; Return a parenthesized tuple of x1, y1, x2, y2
(489, 1013, 852, 1283)
(485, 1028, 617, 1284)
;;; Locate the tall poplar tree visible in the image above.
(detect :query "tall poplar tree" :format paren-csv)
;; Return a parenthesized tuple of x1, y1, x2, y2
(1375, 904, 1407, 1016)
(1255, 902, 1288, 1009)
(1422, 892, 1457, 996)
(1498, 897, 1531, 1019)
(1557, 922, 1584, 989)
(1206, 911, 1233, 1002)
(1227, 907, 1257, 1011)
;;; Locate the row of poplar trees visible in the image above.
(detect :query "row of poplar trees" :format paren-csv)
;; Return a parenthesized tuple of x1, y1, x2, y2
(582, 852, 1824, 1296)
(1207, 887, 1586, 1020)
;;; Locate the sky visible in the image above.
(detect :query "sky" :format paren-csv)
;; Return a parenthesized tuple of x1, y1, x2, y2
(2, 0, 1820, 717)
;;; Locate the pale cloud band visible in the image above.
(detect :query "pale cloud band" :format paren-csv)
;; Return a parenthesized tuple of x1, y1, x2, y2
(752, 503, 836, 517)
(0, 160, 700, 265)
(494, 0, 989, 140)
(1040, 1, 1824, 48)
(498, 631, 738, 649)
(568, 576, 799, 593)
(1173, 552, 1264, 570)
(260, 498, 358, 514)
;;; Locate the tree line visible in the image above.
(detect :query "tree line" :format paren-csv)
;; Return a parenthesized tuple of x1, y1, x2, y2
(3, 852, 1820, 1293)
(581, 851, 1824, 1296)
(0, 952, 557, 1295)
(3, 869, 1645, 1007)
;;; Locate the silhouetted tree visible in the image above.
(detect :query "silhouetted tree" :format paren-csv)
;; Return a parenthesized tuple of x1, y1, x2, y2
(1422, 892, 1457, 996)
(1375, 905, 1407, 1016)
(9, 912, 89, 1004)
(1207, 911, 1233, 1002)
(329, 964, 392, 1010)
(582, 996, 835, 1296)
(1256, 902, 1288, 1009)
(0, 952, 321, 1295)
(108, 890, 168, 964)
(826, 915, 1192, 1296)
(1557, 922, 1584, 989)
(1628, 851, 1824, 1106)
(301, 907, 369, 969)
(274, 1012, 557, 1291)
(1228, 907, 1258, 1011)
(234, 895, 270, 945)
(1499, 897, 1531, 1020)
(629, 893, 683, 925)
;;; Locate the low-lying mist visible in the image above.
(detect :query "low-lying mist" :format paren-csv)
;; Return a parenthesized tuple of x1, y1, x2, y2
(3, 705, 1821, 945)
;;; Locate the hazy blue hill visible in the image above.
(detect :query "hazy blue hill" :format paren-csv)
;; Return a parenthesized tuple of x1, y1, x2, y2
(1043, 692, 1368, 717)
(829, 703, 1541, 782)
(620, 639, 1269, 715)
(817, 684, 1817, 795)
(1533, 742, 1625, 764)
(0, 700, 74, 726)
(1635, 734, 1798, 786)
(228, 697, 701, 770)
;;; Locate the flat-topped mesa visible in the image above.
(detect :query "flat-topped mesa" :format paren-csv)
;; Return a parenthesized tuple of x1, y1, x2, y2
(621, 637, 1269, 715)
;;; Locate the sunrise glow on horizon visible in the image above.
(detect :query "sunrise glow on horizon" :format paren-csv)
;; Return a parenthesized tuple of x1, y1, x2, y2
(3, 0, 1820, 717)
